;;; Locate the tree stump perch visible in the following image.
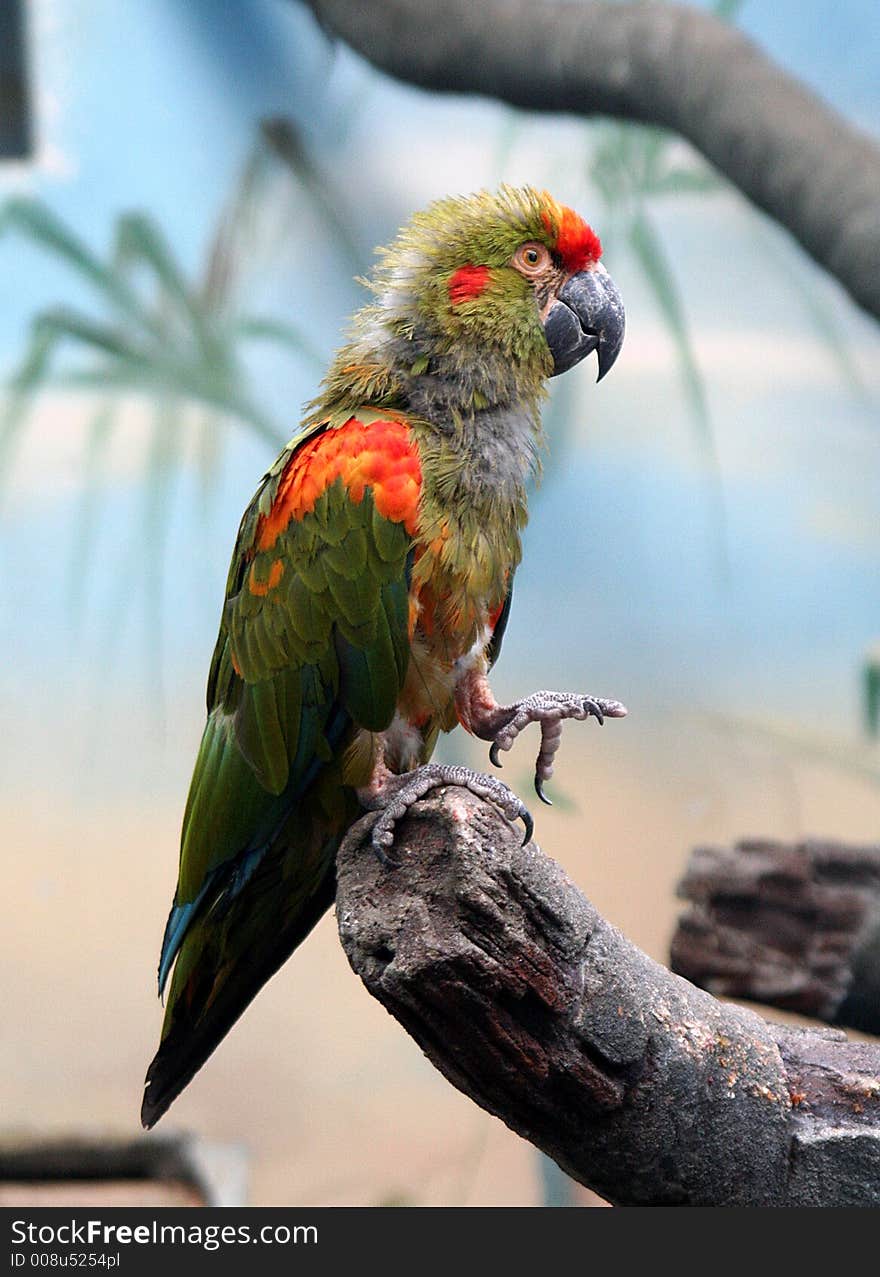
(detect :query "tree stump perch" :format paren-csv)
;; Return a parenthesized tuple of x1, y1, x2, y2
(336, 791, 880, 1206)
(671, 838, 880, 1036)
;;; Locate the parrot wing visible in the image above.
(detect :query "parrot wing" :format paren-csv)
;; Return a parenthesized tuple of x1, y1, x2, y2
(142, 411, 421, 1127)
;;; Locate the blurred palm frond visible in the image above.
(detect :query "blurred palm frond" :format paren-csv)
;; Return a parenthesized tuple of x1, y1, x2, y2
(589, 117, 731, 573)
(0, 119, 361, 656)
(750, 217, 872, 406)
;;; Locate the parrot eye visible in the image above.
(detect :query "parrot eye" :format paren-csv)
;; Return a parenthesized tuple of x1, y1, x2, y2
(512, 242, 552, 278)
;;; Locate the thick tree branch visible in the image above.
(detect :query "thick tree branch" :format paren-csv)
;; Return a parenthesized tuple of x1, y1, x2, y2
(304, 0, 880, 322)
(336, 791, 880, 1206)
(672, 838, 880, 1036)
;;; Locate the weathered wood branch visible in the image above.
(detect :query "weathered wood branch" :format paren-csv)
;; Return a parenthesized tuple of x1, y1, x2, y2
(336, 791, 880, 1206)
(303, 0, 880, 322)
(672, 838, 880, 1036)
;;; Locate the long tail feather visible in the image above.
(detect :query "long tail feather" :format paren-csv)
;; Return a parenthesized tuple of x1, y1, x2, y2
(142, 851, 337, 1129)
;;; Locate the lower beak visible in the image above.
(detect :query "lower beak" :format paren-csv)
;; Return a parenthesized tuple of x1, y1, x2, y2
(543, 263, 625, 380)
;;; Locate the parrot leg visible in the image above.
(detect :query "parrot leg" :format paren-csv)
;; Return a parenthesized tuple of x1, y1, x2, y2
(358, 756, 534, 864)
(456, 673, 627, 806)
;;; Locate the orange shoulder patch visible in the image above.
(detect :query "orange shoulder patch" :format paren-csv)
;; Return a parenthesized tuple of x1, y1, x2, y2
(256, 417, 422, 552)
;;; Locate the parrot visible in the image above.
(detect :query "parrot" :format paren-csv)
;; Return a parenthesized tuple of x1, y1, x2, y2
(141, 186, 626, 1128)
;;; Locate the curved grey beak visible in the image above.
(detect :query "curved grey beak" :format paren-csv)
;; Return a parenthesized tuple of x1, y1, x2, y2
(543, 263, 625, 380)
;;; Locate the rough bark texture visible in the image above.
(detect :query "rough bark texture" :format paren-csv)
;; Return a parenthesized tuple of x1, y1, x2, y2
(336, 791, 880, 1206)
(672, 838, 880, 1036)
(303, 0, 880, 322)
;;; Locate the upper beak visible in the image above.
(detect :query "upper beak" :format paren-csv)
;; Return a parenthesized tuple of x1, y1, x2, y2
(543, 263, 625, 380)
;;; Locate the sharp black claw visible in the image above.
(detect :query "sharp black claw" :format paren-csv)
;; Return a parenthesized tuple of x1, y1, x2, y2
(489, 741, 502, 768)
(372, 840, 402, 869)
(586, 699, 604, 725)
(520, 807, 534, 846)
(535, 776, 553, 806)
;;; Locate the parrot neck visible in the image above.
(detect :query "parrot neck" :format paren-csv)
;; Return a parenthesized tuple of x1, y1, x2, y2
(385, 336, 545, 526)
(314, 302, 549, 428)
(414, 402, 542, 519)
(394, 346, 546, 425)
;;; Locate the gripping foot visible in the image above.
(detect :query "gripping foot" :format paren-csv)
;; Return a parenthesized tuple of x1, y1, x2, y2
(363, 762, 534, 864)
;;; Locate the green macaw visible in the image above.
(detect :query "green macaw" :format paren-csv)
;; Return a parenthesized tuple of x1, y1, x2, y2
(142, 186, 626, 1127)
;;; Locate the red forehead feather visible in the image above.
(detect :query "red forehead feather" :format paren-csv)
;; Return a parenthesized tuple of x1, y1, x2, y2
(541, 204, 601, 274)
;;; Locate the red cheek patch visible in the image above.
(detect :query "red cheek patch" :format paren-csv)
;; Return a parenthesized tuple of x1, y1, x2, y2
(448, 264, 491, 305)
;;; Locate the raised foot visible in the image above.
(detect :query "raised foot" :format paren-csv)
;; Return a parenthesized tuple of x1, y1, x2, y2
(488, 691, 627, 805)
(363, 762, 534, 865)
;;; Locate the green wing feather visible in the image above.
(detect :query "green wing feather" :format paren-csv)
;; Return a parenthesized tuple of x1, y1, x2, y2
(142, 421, 415, 1127)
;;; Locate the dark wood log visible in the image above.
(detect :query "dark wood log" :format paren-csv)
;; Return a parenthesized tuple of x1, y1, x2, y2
(303, 0, 880, 322)
(336, 792, 880, 1206)
(671, 838, 880, 1036)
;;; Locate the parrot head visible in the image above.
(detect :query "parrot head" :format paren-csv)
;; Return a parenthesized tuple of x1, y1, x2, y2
(381, 187, 621, 375)
(317, 185, 623, 421)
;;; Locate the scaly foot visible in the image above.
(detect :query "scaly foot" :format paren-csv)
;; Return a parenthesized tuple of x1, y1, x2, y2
(360, 762, 534, 864)
(481, 690, 627, 805)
